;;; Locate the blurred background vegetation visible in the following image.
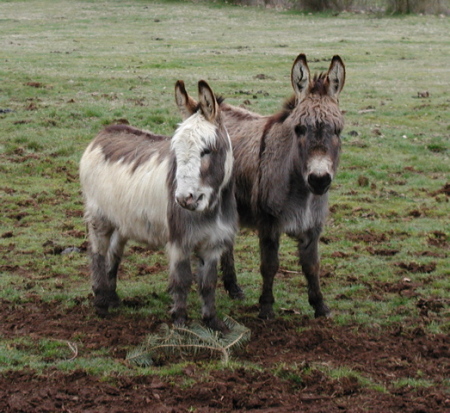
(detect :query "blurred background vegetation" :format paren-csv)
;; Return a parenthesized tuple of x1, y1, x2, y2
(231, 0, 449, 14)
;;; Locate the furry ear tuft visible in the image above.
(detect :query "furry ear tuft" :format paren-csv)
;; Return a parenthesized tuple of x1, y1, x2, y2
(326, 55, 345, 98)
(175, 80, 197, 120)
(198, 80, 218, 122)
(291, 54, 311, 100)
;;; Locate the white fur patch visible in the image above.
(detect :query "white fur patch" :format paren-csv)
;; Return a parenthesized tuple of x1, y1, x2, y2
(307, 155, 333, 179)
(80, 144, 170, 247)
(221, 131, 234, 189)
(166, 242, 189, 272)
(282, 193, 329, 234)
(171, 112, 231, 212)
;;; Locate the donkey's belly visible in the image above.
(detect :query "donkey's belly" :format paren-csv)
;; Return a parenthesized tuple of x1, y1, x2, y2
(118, 212, 169, 248)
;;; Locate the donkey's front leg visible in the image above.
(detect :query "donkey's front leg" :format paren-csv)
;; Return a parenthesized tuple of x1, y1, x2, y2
(167, 243, 193, 326)
(220, 241, 245, 300)
(198, 249, 228, 332)
(298, 227, 330, 318)
(258, 227, 281, 319)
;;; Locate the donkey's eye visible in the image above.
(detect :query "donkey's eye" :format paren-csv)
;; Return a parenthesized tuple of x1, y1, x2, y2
(295, 125, 307, 136)
(201, 148, 211, 157)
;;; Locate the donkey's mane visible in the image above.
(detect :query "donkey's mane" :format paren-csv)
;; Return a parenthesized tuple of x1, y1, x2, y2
(275, 72, 329, 122)
(310, 72, 328, 96)
(282, 95, 297, 113)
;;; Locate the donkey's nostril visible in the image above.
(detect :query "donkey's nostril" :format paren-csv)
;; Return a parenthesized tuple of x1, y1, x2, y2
(308, 173, 332, 195)
(176, 193, 199, 211)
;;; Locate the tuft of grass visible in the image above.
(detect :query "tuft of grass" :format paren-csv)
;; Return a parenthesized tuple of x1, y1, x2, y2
(273, 362, 310, 387)
(0, 338, 78, 372)
(393, 377, 435, 389)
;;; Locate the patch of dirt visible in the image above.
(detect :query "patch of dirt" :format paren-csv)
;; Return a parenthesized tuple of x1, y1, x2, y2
(0, 298, 449, 412)
(432, 183, 450, 196)
(427, 231, 449, 249)
(395, 261, 437, 274)
(366, 246, 399, 256)
(345, 230, 387, 244)
(136, 262, 167, 276)
(42, 240, 86, 255)
(416, 298, 447, 317)
(25, 81, 46, 88)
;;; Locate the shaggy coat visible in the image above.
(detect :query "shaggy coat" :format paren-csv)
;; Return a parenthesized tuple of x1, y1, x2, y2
(79, 80, 236, 331)
(217, 54, 346, 319)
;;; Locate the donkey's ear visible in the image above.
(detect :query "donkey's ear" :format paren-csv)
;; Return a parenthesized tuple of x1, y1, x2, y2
(326, 55, 345, 98)
(175, 80, 197, 120)
(198, 80, 218, 122)
(291, 54, 310, 100)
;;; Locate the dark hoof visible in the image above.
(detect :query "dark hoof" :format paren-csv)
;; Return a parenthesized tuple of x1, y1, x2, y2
(95, 305, 110, 318)
(203, 316, 230, 333)
(227, 285, 245, 300)
(93, 291, 121, 316)
(258, 306, 275, 320)
(173, 318, 187, 327)
(171, 309, 188, 327)
(109, 297, 121, 308)
(314, 303, 331, 318)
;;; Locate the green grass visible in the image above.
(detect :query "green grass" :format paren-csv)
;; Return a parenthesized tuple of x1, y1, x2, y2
(393, 377, 435, 389)
(0, 0, 449, 399)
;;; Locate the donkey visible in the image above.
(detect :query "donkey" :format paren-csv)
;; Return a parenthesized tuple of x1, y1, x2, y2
(79, 80, 236, 331)
(216, 54, 346, 319)
(219, 54, 345, 319)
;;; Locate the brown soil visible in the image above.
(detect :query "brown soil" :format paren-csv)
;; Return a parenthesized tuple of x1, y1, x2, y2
(0, 295, 449, 413)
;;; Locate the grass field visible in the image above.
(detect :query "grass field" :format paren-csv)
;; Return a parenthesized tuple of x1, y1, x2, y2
(0, 1, 449, 411)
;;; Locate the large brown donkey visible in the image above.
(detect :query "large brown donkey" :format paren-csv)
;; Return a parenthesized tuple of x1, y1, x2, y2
(217, 54, 346, 319)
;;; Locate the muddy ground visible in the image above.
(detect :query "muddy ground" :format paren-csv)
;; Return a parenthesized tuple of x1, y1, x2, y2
(1, 293, 449, 413)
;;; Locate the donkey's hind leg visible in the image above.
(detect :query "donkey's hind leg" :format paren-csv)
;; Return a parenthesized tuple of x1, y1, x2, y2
(105, 230, 127, 308)
(87, 214, 119, 316)
(220, 242, 245, 300)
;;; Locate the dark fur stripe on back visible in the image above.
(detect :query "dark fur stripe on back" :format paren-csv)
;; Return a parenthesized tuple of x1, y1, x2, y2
(103, 124, 168, 141)
(92, 124, 171, 172)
